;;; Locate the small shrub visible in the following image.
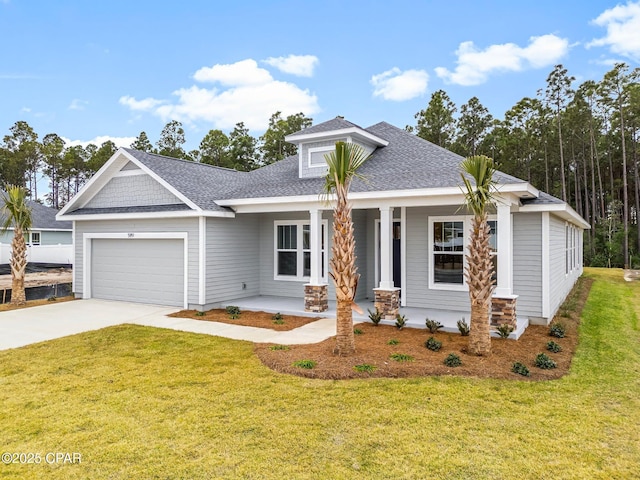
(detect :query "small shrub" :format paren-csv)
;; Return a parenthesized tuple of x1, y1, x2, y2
(353, 328, 363, 335)
(511, 362, 530, 377)
(535, 353, 557, 369)
(367, 308, 382, 326)
(269, 345, 289, 351)
(272, 312, 284, 324)
(387, 339, 399, 345)
(194, 311, 205, 317)
(444, 353, 462, 367)
(496, 324, 514, 338)
(425, 336, 442, 352)
(354, 364, 376, 373)
(293, 359, 316, 369)
(457, 317, 470, 336)
(395, 314, 407, 330)
(225, 306, 241, 319)
(546, 341, 562, 353)
(425, 318, 444, 333)
(390, 353, 414, 362)
(549, 322, 566, 338)
(47, 296, 57, 302)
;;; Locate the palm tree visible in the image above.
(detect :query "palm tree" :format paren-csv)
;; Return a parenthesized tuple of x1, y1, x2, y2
(1, 186, 33, 305)
(323, 141, 369, 355)
(460, 155, 497, 356)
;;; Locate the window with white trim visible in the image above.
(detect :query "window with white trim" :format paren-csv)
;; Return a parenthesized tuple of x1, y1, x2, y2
(429, 216, 497, 290)
(30, 231, 41, 246)
(275, 220, 327, 281)
(565, 223, 578, 275)
(308, 146, 333, 168)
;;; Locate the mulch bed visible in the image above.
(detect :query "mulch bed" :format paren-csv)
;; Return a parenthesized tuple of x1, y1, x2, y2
(255, 277, 592, 380)
(168, 309, 320, 331)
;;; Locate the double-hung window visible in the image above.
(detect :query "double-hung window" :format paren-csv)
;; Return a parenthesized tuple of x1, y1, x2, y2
(30, 231, 41, 246)
(275, 220, 327, 281)
(429, 216, 497, 290)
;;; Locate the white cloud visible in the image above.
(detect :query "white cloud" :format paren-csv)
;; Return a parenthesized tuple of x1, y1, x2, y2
(588, 1, 640, 61)
(435, 34, 570, 86)
(119, 95, 165, 111)
(263, 55, 319, 77)
(61, 135, 136, 149)
(370, 68, 429, 101)
(20, 107, 31, 113)
(193, 59, 272, 86)
(68, 99, 88, 111)
(120, 59, 320, 131)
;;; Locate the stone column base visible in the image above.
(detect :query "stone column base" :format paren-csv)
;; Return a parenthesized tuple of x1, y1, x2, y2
(304, 284, 328, 313)
(491, 295, 518, 328)
(373, 288, 401, 320)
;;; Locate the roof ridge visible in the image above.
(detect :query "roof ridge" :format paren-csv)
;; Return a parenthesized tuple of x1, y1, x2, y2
(123, 148, 245, 174)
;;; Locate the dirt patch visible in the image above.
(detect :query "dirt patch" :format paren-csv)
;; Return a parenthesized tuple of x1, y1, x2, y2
(0, 268, 72, 290)
(0, 296, 75, 312)
(169, 309, 321, 331)
(255, 277, 592, 381)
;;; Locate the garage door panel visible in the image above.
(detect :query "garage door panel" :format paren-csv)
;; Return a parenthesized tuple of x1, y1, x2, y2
(91, 238, 184, 307)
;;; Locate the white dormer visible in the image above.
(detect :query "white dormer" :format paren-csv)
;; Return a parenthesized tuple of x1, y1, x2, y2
(285, 116, 389, 179)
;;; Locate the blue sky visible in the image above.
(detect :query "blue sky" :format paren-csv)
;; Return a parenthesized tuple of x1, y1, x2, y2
(1, 0, 639, 151)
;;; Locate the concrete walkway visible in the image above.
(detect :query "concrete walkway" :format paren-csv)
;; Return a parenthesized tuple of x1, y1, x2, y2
(0, 299, 337, 351)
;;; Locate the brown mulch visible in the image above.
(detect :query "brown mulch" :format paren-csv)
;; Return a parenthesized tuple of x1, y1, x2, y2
(255, 277, 592, 381)
(169, 309, 321, 331)
(0, 296, 75, 311)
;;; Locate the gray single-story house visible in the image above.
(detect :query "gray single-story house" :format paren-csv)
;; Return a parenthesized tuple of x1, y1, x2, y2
(0, 196, 72, 266)
(57, 117, 587, 332)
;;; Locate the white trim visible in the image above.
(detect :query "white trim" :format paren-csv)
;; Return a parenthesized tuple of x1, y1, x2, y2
(400, 206, 407, 307)
(379, 207, 394, 289)
(273, 220, 328, 282)
(541, 212, 550, 318)
(71, 221, 76, 293)
(114, 169, 146, 177)
(520, 202, 590, 229)
(307, 146, 334, 169)
(2, 227, 72, 232)
(57, 209, 235, 221)
(428, 216, 468, 292)
(198, 216, 206, 305)
(28, 231, 41, 246)
(82, 232, 189, 309)
(285, 126, 389, 146)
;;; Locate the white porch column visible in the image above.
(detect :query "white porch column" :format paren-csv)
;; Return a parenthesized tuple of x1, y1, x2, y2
(495, 203, 512, 297)
(379, 206, 394, 289)
(309, 207, 323, 285)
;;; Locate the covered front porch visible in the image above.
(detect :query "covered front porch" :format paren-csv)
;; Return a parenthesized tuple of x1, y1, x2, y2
(222, 295, 529, 339)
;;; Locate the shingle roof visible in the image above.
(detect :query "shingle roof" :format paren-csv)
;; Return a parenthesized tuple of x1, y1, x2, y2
(98, 122, 534, 212)
(216, 122, 526, 200)
(287, 116, 362, 137)
(69, 204, 193, 215)
(122, 148, 246, 212)
(521, 191, 564, 206)
(0, 193, 71, 230)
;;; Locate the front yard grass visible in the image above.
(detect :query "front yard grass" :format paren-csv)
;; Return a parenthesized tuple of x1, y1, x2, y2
(0, 267, 639, 479)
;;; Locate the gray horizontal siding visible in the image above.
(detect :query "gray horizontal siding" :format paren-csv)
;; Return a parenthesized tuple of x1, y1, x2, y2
(73, 218, 199, 305)
(548, 214, 582, 318)
(405, 206, 470, 311)
(512, 213, 543, 318)
(85, 174, 183, 209)
(205, 215, 260, 305)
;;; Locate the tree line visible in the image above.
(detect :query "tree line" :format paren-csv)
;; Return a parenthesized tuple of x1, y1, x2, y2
(409, 62, 639, 269)
(0, 111, 312, 209)
(1, 62, 638, 267)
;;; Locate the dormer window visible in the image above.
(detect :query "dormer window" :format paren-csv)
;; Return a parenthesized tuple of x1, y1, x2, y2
(308, 146, 334, 169)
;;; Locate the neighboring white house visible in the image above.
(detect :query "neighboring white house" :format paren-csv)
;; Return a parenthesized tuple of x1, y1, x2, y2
(57, 117, 588, 332)
(0, 197, 73, 266)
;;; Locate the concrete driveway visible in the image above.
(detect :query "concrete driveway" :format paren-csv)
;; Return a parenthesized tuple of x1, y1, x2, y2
(0, 299, 178, 351)
(0, 299, 337, 351)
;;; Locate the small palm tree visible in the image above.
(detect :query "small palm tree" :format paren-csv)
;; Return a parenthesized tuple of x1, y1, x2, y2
(323, 141, 369, 355)
(1, 186, 33, 305)
(460, 155, 497, 356)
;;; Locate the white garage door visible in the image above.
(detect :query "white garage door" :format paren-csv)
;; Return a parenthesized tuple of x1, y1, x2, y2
(91, 238, 184, 307)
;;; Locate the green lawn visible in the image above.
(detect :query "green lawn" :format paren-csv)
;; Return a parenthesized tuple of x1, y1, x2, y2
(1, 268, 639, 479)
